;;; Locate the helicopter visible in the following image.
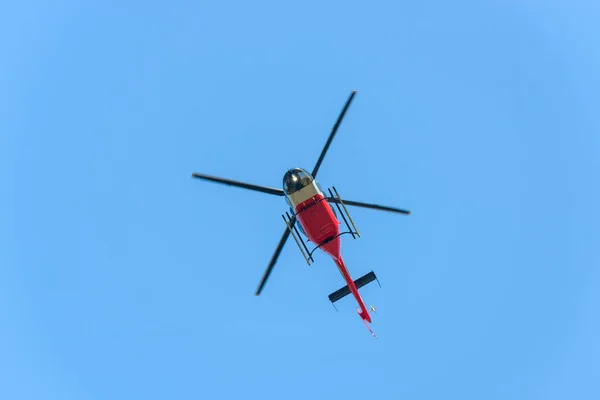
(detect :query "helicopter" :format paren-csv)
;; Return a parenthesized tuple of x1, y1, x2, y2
(191, 91, 410, 337)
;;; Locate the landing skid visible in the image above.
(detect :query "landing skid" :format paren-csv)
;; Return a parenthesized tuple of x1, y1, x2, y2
(327, 186, 360, 239)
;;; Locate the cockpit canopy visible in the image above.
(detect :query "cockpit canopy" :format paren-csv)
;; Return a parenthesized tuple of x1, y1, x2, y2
(283, 168, 314, 195)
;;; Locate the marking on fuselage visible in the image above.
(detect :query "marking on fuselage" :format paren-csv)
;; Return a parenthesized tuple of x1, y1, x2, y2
(287, 181, 322, 208)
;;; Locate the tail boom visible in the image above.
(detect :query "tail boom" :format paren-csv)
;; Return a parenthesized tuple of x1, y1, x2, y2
(331, 257, 375, 323)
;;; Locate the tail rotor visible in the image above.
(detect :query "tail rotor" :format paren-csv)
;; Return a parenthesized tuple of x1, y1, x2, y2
(358, 307, 377, 338)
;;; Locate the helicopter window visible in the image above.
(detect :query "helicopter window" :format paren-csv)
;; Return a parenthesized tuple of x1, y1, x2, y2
(297, 223, 306, 236)
(315, 181, 324, 193)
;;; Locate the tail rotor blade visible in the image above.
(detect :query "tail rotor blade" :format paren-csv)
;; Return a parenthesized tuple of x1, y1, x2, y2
(311, 90, 358, 178)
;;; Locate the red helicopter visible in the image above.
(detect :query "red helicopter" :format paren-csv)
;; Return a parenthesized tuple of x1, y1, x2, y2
(191, 91, 410, 337)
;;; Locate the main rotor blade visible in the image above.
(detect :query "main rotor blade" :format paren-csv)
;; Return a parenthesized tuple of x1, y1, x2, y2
(326, 197, 411, 215)
(311, 90, 358, 178)
(191, 173, 285, 196)
(255, 216, 296, 296)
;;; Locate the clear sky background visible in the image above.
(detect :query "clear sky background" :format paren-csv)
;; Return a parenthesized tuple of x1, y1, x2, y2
(2, 1, 599, 399)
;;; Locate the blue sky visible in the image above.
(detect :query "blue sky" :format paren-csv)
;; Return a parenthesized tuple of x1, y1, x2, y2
(2, 1, 599, 399)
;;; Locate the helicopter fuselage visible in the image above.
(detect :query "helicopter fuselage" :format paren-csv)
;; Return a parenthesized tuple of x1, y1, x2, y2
(284, 171, 372, 324)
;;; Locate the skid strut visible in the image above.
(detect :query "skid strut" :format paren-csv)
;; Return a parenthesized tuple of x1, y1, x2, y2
(328, 186, 360, 239)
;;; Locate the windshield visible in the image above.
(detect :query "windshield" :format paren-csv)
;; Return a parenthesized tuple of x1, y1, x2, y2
(282, 168, 313, 195)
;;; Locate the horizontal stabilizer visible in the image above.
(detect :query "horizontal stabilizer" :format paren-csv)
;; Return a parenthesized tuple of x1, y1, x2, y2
(328, 271, 378, 303)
